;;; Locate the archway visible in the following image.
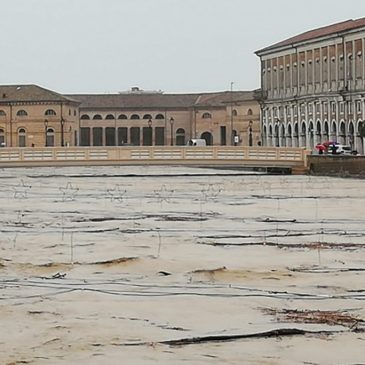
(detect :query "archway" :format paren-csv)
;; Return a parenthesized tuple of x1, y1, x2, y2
(301, 122, 307, 147)
(324, 121, 329, 141)
(176, 128, 185, 146)
(316, 121, 322, 144)
(339, 121, 346, 144)
(263, 125, 267, 146)
(200, 131, 213, 145)
(309, 121, 314, 148)
(287, 124, 292, 147)
(331, 121, 337, 141)
(294, 123, 299, 147)
(46, 128, 54, 147)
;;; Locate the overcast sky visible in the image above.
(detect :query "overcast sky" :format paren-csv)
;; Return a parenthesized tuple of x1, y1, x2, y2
(2, 0, 365, 94)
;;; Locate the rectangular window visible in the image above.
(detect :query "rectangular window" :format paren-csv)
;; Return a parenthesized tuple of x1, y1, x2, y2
(316, 103, 321, 114)
(340, 102, 344, 114)
(356, 100, 362, 114)
(220, 126, 227, 145)
(323, 102, 328, 114)
(348, 102, 353, 114)
(118, 127, 128, 145)
(155, 127, 165, 145)
(80, 127, 90, 146)
(331, 102, 336, 113)
(300, 104, 305, 115)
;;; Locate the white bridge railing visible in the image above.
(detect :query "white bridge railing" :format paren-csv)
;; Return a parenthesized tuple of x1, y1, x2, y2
(0, 146, 308, 167)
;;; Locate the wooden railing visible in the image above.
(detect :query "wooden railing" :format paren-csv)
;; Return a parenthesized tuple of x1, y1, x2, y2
(0, 146, 308, 168)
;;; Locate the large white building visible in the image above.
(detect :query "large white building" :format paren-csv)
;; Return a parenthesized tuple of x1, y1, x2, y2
(255, 18, 365, 153)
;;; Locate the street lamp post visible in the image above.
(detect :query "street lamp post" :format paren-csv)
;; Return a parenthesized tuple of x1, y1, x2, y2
(44, 119, 48, 147)
(60, 118, 65, 147)
(248, 121, 253, 146)
(230, 82, 234, 145)
(170, 117, 174, 146)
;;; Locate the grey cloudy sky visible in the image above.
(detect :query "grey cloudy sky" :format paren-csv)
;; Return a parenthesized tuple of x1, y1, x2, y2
(2, 0, 365, 94)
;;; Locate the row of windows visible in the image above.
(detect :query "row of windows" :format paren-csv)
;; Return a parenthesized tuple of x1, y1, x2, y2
(81, 113, 166, 120)
(232, 109, 253, 117)
(81, 109, 255, 121)
(0, 127, 56, 134)
(0, 109, 74, 117)
(263, 52, 362, 73)
(1, 109, 255, 120)
(266, 101, 363, 119)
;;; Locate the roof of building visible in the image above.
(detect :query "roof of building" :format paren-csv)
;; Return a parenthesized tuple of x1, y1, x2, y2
(67, 91, 255, 110)
(0, 84, 78, 104)
(194, 91, 256, 106)
(256, 17, 365, 54)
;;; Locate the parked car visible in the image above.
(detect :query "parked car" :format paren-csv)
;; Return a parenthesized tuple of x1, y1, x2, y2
(328, 143, 358, 155)
(186, 139, 207, 146)
(316, 142, 358, 155)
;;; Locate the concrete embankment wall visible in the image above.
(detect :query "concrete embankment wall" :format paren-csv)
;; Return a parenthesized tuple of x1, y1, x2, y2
(308, 155, 365, 177)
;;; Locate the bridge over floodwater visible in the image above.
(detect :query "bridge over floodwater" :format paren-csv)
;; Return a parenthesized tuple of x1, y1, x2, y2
(0, 146, 309, 173)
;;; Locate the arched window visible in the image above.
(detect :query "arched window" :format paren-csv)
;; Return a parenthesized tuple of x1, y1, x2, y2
(247, 109, 253, 115)
(155, 114, 164, 119)
(18, 128, 26, 147)
(143, 114, 152, 119)
(16, 110, 28, 117)
(45, 109, 56, 116)
(0, 110, 6, 117)
(131, 114, 140, 120)
(118, 114, 128, 119)
(93, 114, 102, 120)
(202, 112, 212, 119)
(80, 114, 90, 120)
(232, 109, 238, 117)
(105, 114, 115, 120)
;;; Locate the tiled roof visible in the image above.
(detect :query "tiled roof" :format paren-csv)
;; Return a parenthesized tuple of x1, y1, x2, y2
(67, 93, 199, 109)
(194, 91, 255, 106)
(0, 84, 78, 103)
(256, 17, 365, 54)
(67, 91, 255, 110)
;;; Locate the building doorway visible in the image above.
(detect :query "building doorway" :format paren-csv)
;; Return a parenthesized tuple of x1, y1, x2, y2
(201, 131, 213, 145)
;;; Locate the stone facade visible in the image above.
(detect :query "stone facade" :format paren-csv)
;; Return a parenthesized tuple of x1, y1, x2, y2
(0, 85, 80, 148)
(0, 85, 260, 148)
(68, 89, 261, 147)
(255, 18, 365, 154)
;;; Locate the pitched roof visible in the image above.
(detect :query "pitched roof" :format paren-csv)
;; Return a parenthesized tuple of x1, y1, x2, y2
(66, 93, 199, 109)
(256, 17, 365, 55)
(194, 91, 255, 107)
(0, 84, 78, 104)
(67, 91, 255, 110)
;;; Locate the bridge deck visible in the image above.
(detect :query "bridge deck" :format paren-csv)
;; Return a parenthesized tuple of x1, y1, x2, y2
(0, 146, 308, 171)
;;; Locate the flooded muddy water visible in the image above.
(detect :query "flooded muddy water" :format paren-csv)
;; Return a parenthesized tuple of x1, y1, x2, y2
(0, 166, 364, 364)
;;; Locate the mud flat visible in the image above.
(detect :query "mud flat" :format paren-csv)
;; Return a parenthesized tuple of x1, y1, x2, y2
(0, 165, 364, 365)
